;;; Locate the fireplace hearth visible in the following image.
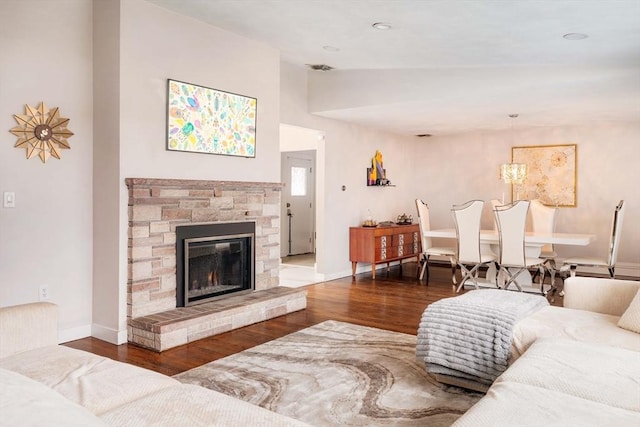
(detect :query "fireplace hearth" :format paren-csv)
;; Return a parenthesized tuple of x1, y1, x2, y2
(176, 222, 255, 306)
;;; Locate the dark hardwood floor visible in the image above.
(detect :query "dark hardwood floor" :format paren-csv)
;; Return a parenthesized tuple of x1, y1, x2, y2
(64, 262, 557, 377)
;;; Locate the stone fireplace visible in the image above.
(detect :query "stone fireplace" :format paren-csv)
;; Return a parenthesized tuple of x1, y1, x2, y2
(125, 178, 307, 351)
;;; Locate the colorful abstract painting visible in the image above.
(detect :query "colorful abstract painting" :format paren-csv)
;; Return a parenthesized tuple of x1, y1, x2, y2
(167, 79, 257, 157)
(512, 144, 577, 207)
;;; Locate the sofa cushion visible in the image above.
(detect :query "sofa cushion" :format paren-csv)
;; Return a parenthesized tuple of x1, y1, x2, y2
(563, 277, 640, 316)
(511, 305, 640, 361)
(100, 384, 311, 427)
(451, 381, 640, 427)
(0, 368, 107, 427)
(501, 338, 640, 412)
(454, 337, 640, 426)
(0, 345, 178, 415)
(618, 289, 640, 334)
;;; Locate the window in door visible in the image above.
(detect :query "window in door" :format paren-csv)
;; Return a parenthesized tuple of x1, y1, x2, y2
(291, 166, 307, 196)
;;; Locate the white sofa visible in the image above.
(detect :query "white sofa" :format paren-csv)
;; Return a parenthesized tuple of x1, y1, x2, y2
(452, 276, 640, 426)
(0, 302, 310, 427)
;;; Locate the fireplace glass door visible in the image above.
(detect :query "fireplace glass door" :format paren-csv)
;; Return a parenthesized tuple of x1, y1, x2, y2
(176, 222, 255, 307)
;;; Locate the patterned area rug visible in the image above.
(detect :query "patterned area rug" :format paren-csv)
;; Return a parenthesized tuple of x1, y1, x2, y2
(174, 320, 483, 426)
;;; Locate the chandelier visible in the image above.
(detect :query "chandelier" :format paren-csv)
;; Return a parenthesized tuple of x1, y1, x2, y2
(500, 163, 527, 185)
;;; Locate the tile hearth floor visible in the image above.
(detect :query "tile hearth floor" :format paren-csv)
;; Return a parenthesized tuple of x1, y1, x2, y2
(280, 254, 324, 288)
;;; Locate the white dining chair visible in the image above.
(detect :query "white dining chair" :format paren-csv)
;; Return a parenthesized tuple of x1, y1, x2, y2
(452, 200, 497, 292)
(529, 199, 559, 293)
(490, 199, 503, 230)
(494, 200, 546, 292)
(415, 199, 457, 286)
(562, 200, 626, 278)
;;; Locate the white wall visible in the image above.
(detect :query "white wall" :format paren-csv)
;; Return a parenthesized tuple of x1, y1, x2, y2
(410, 124, 640, 272)
(281, 62, 422, 278)
(92, 0, 123, 343)
(118, 0, 281, 183)
(90, 0, 283, 343)
(1, 0, 286, 344)
(0, 0, 94, 340)
(281, 62, 640, 278)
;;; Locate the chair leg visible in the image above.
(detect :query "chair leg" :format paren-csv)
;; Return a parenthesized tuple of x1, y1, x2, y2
(609, 267, 615, 278)
(537, 265, 545, 294)
(418, 255, 427, 280)
(531, 268, 540, 282)
(547, 260, 556, 285)
(449, 257, 457, 287)
(502, 267, 524, 292)
(455, 265, 467, 293)
(425, 255, 431, 284)
(493, 261, 501, 288)
(543, 265, 557, 296)
(456, 264, 480, 293)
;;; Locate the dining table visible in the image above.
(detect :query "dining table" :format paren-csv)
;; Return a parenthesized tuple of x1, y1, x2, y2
(422, 228, 596, 292)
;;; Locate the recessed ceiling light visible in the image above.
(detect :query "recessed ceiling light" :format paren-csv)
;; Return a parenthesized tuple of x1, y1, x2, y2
(563, 33, 588, 40)
(372, 22, 392, 30)
(322, 45, 340, 52)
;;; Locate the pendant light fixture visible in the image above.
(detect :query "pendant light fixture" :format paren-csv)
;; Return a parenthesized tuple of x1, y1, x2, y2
(500, 114, 527, 202)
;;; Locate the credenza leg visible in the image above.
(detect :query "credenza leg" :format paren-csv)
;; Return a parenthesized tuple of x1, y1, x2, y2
(372, 264, 376, 279)
(352, 262, 357, 277)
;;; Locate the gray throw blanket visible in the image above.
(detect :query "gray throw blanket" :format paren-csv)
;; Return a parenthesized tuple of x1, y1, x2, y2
(416, 289, 549, 385)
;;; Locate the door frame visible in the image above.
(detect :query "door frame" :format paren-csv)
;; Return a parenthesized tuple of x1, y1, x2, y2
(279, 124, 325, 275)
(281, 150, 316, 256)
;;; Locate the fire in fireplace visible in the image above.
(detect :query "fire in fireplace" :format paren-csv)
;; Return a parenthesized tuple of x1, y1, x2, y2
(176, 222, 255, 307)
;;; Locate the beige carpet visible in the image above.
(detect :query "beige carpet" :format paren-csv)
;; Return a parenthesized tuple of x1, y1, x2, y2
(174, 320, 483, 426)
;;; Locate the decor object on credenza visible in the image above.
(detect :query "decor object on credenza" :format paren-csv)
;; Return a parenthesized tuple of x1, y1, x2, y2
(167, 79, 257, 158)
(396, 213, 413, 225)
(511, 144, 577, 207)
(367, 150, 393, 186)
(362, 209, 377, 227)
(10, 102, 74, 163)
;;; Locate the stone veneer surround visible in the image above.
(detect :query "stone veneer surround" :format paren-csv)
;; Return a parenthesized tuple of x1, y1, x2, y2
(125, 178, 306, 351)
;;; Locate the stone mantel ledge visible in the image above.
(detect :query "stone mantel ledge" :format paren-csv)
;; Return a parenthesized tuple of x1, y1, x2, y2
(125, 178, 284, 190)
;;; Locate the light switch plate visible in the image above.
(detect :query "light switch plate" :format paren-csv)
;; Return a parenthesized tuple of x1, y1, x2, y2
(3, 192, 15, 208)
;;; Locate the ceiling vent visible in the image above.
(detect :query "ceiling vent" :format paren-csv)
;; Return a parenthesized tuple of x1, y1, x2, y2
(307, 64, 334, 72)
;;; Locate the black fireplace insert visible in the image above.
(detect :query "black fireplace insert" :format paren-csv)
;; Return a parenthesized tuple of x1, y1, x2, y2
(176, 222, 255, 307)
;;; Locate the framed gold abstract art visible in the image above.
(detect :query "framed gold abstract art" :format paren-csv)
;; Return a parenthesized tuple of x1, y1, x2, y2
(511, 144, 577, 207)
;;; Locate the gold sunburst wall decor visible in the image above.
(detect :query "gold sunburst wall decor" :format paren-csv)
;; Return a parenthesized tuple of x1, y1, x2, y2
(10, 102, 74, 163)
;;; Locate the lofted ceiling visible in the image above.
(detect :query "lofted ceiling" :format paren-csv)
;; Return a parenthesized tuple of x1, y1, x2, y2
(147, 0, 640, 136)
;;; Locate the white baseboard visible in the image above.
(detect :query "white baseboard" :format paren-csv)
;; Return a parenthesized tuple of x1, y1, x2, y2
(91, 323, 128, 345)
(58, 324, 92, 344)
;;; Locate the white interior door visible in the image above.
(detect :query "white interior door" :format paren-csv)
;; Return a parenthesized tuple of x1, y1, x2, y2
(282, 153, 315, 255)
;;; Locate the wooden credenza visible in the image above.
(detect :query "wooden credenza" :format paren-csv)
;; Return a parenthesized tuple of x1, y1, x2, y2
(349, 224, 421, 279)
